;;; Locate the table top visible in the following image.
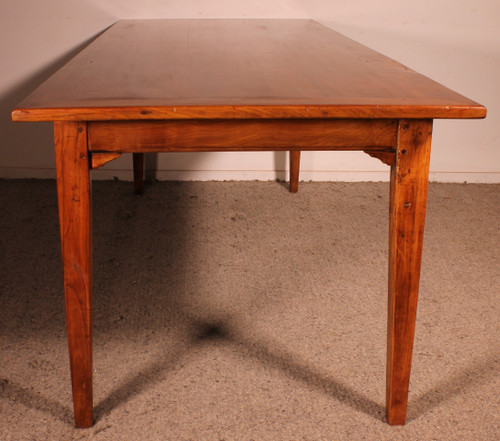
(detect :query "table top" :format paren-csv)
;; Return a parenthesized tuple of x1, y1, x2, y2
(12, 19, 486, 122)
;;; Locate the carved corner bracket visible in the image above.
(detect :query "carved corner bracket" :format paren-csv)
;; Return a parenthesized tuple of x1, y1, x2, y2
(363, 148, 396, 166)
(91, 152, 122, 169)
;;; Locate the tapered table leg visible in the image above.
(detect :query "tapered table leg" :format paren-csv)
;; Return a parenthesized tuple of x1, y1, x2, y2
(54, 121, 93, 428)
(386, 119, 433, 425)
(289, 150, 300, 193)
(133, 153, 145, 195)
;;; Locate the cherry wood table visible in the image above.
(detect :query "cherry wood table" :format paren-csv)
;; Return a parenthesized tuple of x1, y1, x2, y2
(12, 19, 486, 428)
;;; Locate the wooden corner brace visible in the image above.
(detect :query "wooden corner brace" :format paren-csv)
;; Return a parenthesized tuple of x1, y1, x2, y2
(91, 152, 122, 169)
(363, 148, 396, 166)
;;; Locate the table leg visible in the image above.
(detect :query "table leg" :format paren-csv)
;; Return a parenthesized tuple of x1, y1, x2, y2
(289, 150, 300, 193)
(133, 153, 145, 195)
(54, 121, 93, 428)
(386, 119, 433, 425)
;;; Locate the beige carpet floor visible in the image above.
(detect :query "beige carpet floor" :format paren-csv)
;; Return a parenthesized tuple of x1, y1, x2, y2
(0, 179, 499, 441)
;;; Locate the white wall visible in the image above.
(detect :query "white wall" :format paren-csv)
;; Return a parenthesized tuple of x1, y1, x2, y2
(1, 0, 498, 182)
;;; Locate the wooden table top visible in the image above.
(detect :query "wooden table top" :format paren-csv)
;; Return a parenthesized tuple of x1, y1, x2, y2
(12, 19, 486, 122)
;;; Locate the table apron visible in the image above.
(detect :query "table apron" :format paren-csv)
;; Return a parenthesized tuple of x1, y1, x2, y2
(87, 119, 398, 152)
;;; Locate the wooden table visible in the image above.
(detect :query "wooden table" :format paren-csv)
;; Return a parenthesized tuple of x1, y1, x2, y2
(12, 19, 486, 428)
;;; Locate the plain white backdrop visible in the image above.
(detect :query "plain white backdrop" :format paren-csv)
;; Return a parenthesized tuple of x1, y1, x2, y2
(1, 0, 498, 182)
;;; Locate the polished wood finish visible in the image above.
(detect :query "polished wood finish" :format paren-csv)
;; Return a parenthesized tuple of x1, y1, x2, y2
(11, 103, 486, 122)
(387, 119, 433, 425)
(88, 119, 398, 152)
(12, 20, 486, 429)
(12, 20, 485, 122)
(54, 121, 93, 428)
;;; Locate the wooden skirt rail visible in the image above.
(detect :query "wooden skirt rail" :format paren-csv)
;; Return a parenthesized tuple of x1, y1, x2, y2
(88, 119, 399, 152)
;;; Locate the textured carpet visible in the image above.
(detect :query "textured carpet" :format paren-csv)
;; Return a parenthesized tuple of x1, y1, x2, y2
(0, 179, 498, 441)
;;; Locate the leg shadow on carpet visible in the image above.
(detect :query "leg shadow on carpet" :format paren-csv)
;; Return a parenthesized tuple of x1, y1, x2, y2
(0, 378, 74, 425)
(406, 353, 500, 422)
(93, 317, 386, 423)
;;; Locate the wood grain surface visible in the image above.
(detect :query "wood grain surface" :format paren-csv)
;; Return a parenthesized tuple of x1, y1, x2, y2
(87, 119, 399, 152)
(386, 119, 433, 425)
(54, 121, 93, 428)
(12, 20, 486, 122)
